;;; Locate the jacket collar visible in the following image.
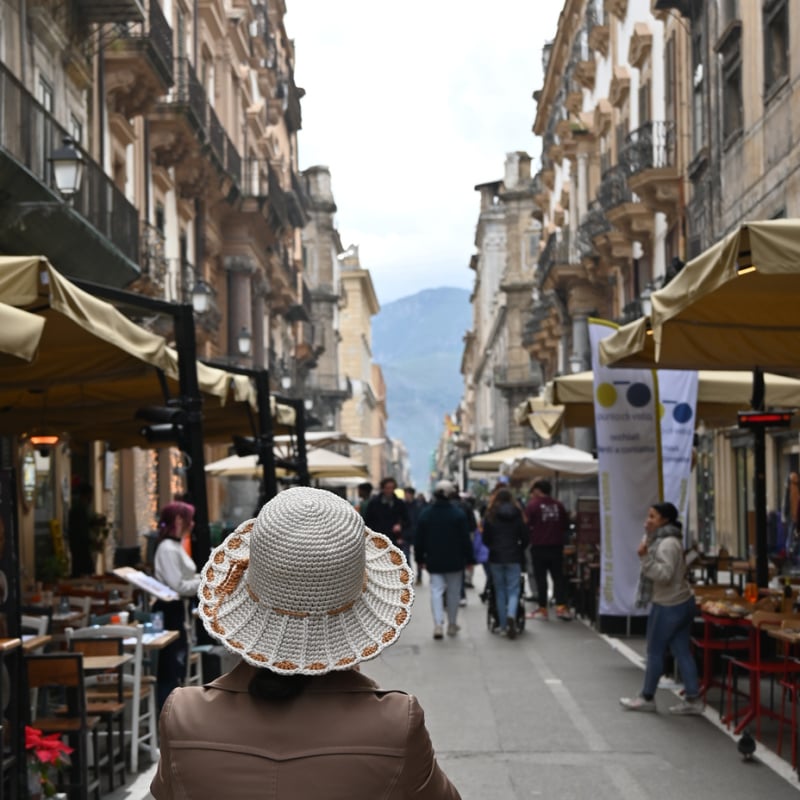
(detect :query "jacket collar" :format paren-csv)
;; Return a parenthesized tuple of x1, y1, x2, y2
(206, 660, 381, 695)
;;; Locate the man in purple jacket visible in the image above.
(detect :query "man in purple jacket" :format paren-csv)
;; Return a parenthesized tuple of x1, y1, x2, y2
(524, 479, 571, 621)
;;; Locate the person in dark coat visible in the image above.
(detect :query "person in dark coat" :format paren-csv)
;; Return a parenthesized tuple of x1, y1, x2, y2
(415, 480, 474, 640)
(363, 477, 409, 548)
(482, 488, 527, 639)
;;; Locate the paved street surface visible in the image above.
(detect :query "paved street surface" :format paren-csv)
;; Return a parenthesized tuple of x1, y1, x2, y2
(110, 575, 800, 799)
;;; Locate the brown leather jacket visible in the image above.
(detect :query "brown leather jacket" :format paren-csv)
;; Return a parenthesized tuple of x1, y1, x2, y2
(151, 661, 461, 799)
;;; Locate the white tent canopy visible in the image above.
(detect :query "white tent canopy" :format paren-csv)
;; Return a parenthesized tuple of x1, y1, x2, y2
(504, 443, 598, 480)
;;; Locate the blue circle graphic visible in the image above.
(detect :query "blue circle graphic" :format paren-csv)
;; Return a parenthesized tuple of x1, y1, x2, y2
(627, 382, 651, 408)
(673, 402, 694, 424)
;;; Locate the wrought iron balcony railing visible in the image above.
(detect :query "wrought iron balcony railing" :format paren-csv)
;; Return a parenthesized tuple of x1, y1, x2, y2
(0, 61, 139, 264)
(620, 121, 676, 175)
(598, 165, 631, 211)
(172, 57, 208, 135)
(114, 0, 174, 86)
(140, 221, 168, 289)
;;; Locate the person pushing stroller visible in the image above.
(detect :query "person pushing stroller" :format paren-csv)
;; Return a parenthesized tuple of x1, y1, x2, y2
(481, 488, 527, 639)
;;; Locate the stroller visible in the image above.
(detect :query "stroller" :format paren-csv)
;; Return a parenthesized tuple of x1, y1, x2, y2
(483, 571, 526, 634)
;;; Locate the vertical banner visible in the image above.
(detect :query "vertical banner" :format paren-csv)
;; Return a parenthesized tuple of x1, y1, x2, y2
(657, 369, 699, 543)
(590, 320, 659, 616)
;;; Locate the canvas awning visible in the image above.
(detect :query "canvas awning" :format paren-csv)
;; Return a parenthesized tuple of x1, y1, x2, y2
(513, 396, 566, 440)
(600, 219, 800, 372)
(0, 256, 291, 447)
(205, 446, 369, 480)
(467, 446, 536, 473)
(0, 303, 45, 366)
(543, 369, 800, 429)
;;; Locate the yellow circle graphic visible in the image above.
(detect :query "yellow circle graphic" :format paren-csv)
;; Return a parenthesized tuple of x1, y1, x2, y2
(658, 402, 665, 419)
(596, 382, 617, 407)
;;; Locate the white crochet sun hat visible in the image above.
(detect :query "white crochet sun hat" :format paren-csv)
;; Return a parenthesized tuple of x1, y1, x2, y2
(197, 486, 414, 675)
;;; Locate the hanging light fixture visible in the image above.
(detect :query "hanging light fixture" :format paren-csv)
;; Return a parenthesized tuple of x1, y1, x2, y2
(49, 137, 84, 199)
(191, 277, 213, 314)
(236, 326, 252, 356)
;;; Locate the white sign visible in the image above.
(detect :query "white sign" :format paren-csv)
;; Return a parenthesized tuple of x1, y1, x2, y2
(113, 567, 179, 602)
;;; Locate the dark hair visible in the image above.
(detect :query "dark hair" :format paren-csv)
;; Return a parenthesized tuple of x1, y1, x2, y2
(487, 488, 513, 521)
(403, 486, 415, 495)
(379, 476, 397, 489)
(651, 502, 679, 525)
(532, 479, 552, 495)
(156, 501, 195, 544)
(248, 669, 312, 701)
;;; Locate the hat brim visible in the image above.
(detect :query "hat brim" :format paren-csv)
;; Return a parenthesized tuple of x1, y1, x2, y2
(198, 520, 414, 675)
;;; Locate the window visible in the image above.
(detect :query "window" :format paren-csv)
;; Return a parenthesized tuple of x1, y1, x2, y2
(691, 19, 704, 156)
(155, 203, 165, 234)
(719, 25, 743, 144)
(763, 0, 788, 96)
(665, 37, 675, 124)
(37, 76, 53, 112)
(69, 114, 82, 145)
(638, 82, 650, 126)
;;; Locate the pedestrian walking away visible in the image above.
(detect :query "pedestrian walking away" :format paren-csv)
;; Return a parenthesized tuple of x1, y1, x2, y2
(524, 479, 572, 621)
(619, 501, 703, 715)
(151, 486, 461, 799)
(415, 479, 475, 640)
(363, 476, 410, 550)
(481, 487, 527, 639)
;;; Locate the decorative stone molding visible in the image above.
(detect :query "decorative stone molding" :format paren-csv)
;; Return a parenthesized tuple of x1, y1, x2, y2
(542, 168, 555, 190)
(574, 59, 596, 91)
(64, 47, 92, 92)
(604, 0, 628, 20)
(548, 143, 564, 164)
(556, 118, 572, 140)
(108, 112, 137, 149)
(223, 255, 256, 273)
(589, 24, 610, 58)
(566, 90, 583, 114)
(609, 66, 631, 108)
(628, 23, 653, 69)
(560, 182, 571, 210)
(593, 99, 613, 136)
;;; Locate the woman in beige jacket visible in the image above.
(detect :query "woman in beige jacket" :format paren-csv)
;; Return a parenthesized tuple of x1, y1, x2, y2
(151, 486, 460, 799)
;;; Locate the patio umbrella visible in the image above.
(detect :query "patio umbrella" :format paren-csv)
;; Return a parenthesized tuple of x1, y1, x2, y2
(505, 443, 598, 482)
(467, 446, 536, 473)
(598, 218, 800, 585)
(205, 446, 369, 480)
(543, 369, 800, 429)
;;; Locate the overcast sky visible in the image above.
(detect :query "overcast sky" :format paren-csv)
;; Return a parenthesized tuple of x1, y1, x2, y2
(286, 2, 563, 306)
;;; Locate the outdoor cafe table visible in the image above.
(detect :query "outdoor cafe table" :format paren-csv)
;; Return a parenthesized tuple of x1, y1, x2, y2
(694, 605, 753, 702)
(82, 653, 133, 672)
(21, 634, 51, 653)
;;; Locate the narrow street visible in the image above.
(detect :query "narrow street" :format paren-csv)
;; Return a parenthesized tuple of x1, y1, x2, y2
(120, 575, 800, 799)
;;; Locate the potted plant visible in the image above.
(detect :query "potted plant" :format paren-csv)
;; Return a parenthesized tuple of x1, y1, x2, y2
(25, 726, 72, 799)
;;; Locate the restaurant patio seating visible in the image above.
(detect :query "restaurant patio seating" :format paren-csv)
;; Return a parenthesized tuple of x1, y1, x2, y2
(723, 610, 800, 740)
(25, 652, 102, 800)
(65, 628, 128, 790)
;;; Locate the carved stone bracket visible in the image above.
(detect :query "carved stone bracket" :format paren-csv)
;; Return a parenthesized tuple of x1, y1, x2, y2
(589, 24, 610, 57)
(566, 90, 583, 114)
(575, 59, 597, 91)
(594, 99, 613, 136)
(604, 0, 628, 20)
(628, 23, 653, 69)
(609, 66, 631, 108)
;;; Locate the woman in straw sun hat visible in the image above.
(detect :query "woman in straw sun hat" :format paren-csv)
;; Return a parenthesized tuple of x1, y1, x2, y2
(151, 486, 461, 799)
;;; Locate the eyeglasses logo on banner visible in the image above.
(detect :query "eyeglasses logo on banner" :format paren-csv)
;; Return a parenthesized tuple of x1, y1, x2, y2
(596, 381, 693, 425)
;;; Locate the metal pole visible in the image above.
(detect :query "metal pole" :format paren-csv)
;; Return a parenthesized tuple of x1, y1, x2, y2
(173, 304, 210, 569)
(275, 396, 310, 486)
(253, 369, 278, 507)
(754, 425, 768, 588)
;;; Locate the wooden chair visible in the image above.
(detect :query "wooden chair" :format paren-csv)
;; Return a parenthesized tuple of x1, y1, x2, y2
(25, 653, 101, 800)
(67, 624, 157, 773)
(65, 629, 128, 790)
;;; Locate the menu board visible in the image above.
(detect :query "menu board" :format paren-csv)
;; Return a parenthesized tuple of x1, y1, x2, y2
(112, 566, 179, 602)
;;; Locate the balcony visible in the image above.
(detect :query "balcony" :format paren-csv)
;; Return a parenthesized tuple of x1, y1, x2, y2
(598, 165, 653, 246)
(493, 363, 542, 391)
(620, 121, 680, 216)
(207, 104, 242, 190)
(132, 221, 168, 295)
(0, 62, 139, 285)
(306, 371, 351, 400)
(149, 57, 208, 171)
(75, 0, 144, 23)
(104, 0, 173, 118)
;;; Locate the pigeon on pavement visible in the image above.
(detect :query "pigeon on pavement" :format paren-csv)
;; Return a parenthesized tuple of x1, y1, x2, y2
(737, 729, 756, 762)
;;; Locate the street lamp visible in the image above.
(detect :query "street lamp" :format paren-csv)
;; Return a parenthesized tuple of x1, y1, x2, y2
(49, 137, 84, 199)
(236, 326, 252, 356)
(191, 277, 213, 314)
(640, 283, 654, 318)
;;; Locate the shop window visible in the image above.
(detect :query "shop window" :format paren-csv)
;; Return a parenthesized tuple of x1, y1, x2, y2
(763, 0, 789, 98)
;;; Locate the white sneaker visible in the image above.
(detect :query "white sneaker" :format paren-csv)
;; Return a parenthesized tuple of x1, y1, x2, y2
(433, 625, 444, 640)
(619, 696, 656, 712)
(446, 623, 460, 636)
(669, 697, 704, 715)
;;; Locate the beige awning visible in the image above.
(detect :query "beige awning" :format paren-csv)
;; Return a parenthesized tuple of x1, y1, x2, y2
(546, 369, 800, 428)
(598, 317, 655, 369)
(513, 396, 566, 440)
(0, 256, 291, 447)
(0, 303, 46, 365)
(467, 446, 537, 473)
(205, 446, 369, 479)
(601, 219, 800, 372)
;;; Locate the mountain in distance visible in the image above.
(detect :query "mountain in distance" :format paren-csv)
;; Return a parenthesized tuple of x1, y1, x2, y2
(372, 287, 471, 493)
